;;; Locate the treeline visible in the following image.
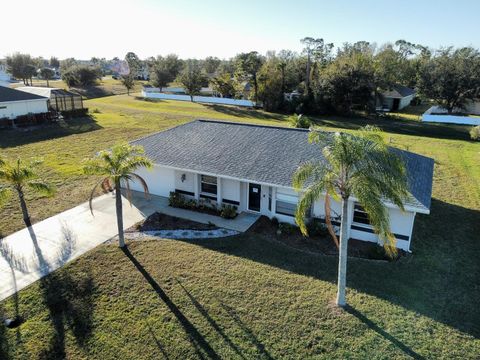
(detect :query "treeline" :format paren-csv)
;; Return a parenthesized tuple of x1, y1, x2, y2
(4, 38, 480, 114)
(145, 38, 480, 115)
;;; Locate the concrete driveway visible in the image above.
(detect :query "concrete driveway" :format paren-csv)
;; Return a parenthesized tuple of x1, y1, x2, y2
(0, 193, 149, 301)
(0, 191, 259, 301)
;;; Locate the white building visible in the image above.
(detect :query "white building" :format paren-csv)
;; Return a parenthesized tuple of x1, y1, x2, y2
(127, 120, 434, 252)
(377, 85, 416, 111)
(0, 86, 48, 119)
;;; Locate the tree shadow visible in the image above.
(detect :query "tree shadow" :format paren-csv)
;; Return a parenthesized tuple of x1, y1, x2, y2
(0, 115, 102, 148)
(185, 198, 480, 339)
(28, 224, 93, 358)
(146, 322, 170, 360)
(177, 280, 247, 359)
(202, 104, 284, 120)
(345, 305, 425, 359)
(219, 303, 274, 360)
(314, 115, 472, 141)
(122, 247, 220, 359)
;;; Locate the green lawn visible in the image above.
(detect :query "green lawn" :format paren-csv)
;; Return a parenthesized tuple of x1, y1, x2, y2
(0, 95, 479, 358)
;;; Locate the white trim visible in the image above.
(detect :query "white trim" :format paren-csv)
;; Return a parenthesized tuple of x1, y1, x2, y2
(0, 98, 48, 105)
(149, 163, 429, 214)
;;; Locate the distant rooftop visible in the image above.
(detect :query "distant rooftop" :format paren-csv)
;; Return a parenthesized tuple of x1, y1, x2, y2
(381, 85, 416, 98)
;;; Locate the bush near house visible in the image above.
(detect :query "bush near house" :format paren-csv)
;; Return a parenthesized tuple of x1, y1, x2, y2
(168, 191, 238, 219)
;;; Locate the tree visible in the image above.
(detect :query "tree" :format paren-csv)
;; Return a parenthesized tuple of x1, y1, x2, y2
(125, 52, 141, 78)
(178, 60, 207, 101)
(5, 53, 37, 85)
(235, 52, 264, 104)
(121, 74, 135, 95)
(61, 65, 101, 87)
(204, 56, 221, 74)
(49, 56, 60, 69)
(301, 37, 334, 93)
(0, 158, 55, 228)
(83, 143, 152, 248)
(418, 47, 480, 113)
(293, 126, 409, 306)
(210, 72, 238, 98)
(150, 57, 172, 91)
(321, 50, 375, 114)
(163, 54, 183, 80)
(39, 67, 55, 87)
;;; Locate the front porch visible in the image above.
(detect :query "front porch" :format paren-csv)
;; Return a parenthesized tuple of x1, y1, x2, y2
(128, 190, 260, 232)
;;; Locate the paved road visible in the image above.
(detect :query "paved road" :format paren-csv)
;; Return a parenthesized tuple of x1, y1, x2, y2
(0, 193, 148, 301)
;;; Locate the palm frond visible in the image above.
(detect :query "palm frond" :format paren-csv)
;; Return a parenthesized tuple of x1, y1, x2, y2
(324, 193, 339, 248)
(295, 181, 327, 236)
(129, 173, 150, 198)
(88, 177, 109, 215)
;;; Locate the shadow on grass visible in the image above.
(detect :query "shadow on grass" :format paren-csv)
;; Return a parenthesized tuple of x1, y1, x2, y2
(0, 115, 102, 148)
(186, 198, 480, 339)
(345, 305, 425, 360)
(203, 104, 284, 121)
(122, 247, 220, 359)
(314, 115, 472, 141)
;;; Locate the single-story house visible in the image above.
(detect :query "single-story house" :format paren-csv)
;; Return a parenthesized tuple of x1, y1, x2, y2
(377, 85, 416, 111)
(16, 87, 84, 112)
(128, 120, 434, 252)
(0, 86, 48, 119)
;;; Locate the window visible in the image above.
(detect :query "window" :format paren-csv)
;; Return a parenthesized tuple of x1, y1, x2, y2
(353, 204, 370, 225)
(268, 187, 272, 211)
(200, 175, 217, 195)
(276, 201, 296, 216)
(275, 191, 298, 217)
(0, 106, 6, 109)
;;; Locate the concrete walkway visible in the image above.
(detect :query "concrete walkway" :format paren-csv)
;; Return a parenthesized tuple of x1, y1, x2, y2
(0, 191, 259, 301)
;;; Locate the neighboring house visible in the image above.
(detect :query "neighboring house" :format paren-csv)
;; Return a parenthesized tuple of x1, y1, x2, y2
(16, 87, 84, 112)
(377, 85, 415, 111)
(0, 86, 48, 119)
(0, 64, 12, 87)
(128, 120, 434, 251)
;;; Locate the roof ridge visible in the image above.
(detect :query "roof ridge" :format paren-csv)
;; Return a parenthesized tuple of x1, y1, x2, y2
(196, 118, 310, 132)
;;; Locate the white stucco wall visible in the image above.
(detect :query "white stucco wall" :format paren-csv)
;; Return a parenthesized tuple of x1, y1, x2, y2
(222, 178, 240, 203)
(0, 99, 48, 119)
(399, 94, 414, 110)
(465, 100, 480, 115)
(142, 90, 255, 107)
(129, 165, 175, 197)
(174, 170, 195, 194)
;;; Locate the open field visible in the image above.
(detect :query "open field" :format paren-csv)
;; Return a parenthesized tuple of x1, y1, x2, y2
(0, 95, 479, 358)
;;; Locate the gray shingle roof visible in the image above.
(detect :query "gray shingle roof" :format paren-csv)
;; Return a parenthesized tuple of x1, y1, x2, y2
(0, 86, 48, 102)
(132, 120, 434, 212)
(381, 84, 416, 98)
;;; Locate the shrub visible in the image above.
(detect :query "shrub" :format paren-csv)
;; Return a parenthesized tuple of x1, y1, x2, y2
(271, 217, 279, 228)
(278, 222, 298, 235)
(60, 108, 89, 118)
(61, 65, 101, 87)
(306, 218, 328, 237)
(289, 113, 312, 129)
(169, 191, 186, 207)
(470, 125, 480, 140)
(220, 204, 237, 219)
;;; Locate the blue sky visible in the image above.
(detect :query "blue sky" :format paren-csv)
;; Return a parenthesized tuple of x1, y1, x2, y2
(1, 0, 478, 59)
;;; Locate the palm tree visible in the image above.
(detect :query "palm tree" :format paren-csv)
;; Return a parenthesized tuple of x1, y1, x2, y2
(83, 143, 152, 248)
(293, 126, 409, 307)
(0, 157, 55, 228)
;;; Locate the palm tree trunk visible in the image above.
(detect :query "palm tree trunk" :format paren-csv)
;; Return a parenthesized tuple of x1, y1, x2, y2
(336, 197, 350, 307)
(16, 187, 32, 228)
(115, 181, 125, 248)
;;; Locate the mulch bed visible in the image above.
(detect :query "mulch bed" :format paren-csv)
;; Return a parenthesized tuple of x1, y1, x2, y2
(128, 212, 217, 232)
(248, 216, 406, 261)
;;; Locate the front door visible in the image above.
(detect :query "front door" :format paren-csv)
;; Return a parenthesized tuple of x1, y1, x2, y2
(392, 98, 400, 111)
(248, 183, 261, 212)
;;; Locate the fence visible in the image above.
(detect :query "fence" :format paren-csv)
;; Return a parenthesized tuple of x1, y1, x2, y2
(142, 90, 255, 107)
(422, 106, 480, 125)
